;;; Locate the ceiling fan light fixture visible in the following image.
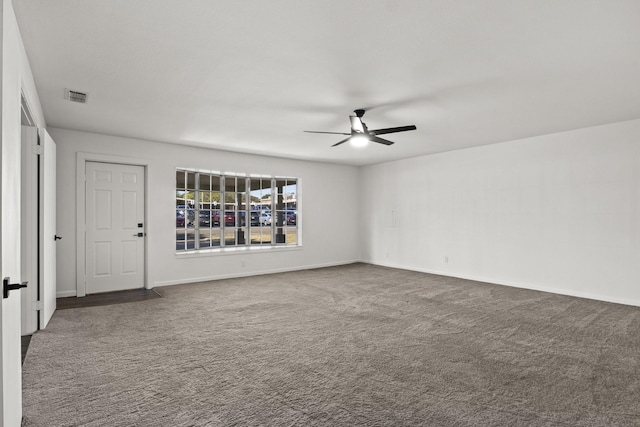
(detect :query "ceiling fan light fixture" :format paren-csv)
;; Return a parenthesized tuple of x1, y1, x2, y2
(303, 108, 416, 147)
(350, 134, 369, 147)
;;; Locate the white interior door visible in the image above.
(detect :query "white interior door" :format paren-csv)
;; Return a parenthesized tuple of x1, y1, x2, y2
(1, 110, 24, 426)
(40, 129, 57, 327)
(86, 162, 145, 294)
(0, 185, 23, 426)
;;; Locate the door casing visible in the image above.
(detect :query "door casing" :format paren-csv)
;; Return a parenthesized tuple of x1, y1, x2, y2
(21, 126, 38, 335)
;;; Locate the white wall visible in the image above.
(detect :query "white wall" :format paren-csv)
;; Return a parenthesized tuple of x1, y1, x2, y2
(361, 119, 640, 306)
(51, 127, 361, 296)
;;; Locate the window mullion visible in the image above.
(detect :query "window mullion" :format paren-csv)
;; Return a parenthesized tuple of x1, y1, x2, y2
(194, 173, 200, 250)
(220, 175, 225, 248)
(245, 177, 250, 246)
(270, 178, 275, 244)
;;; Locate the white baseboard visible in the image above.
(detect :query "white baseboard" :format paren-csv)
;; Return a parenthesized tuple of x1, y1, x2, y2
(56, 290, 77, 298)
(363, 260, 640, 308)
(153, 259, 361, 288)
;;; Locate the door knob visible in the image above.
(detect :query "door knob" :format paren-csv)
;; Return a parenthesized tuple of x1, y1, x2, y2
(54, 235, 62, 240)
(132, 232, 146, 237)
(3, 277, 28, 299)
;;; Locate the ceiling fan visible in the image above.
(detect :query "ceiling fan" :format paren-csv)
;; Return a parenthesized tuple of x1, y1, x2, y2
(304, 109, 417, 147)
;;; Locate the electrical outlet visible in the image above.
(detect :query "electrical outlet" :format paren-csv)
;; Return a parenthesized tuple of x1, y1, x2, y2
(444, 256, 449, 263)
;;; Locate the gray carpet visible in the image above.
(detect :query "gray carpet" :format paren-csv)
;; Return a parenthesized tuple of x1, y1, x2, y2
(22, 263, 640, 426)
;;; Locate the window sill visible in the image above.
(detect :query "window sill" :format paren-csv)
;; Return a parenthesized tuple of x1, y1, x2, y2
(175, 245, 302, 259)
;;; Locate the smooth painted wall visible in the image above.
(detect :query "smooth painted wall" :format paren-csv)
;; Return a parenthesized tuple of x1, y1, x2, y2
(361, 119, 640, 306)
(51, 127, 361, 296)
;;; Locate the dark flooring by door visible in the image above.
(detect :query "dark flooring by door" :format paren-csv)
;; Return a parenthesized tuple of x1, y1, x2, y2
(21, 335, 32, 365)
(57, 288, 161, 310)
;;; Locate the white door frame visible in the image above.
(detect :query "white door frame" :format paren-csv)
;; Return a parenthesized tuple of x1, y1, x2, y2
(76, 152, 149, 297)
(20, 126, 38, 335)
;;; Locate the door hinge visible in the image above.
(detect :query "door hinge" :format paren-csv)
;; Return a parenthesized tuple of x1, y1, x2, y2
(32, 144, 43, 155)
(32, 300, 43, 311)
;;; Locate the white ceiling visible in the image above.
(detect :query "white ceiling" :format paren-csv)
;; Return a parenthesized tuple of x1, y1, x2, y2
(13, 0, 640, 166)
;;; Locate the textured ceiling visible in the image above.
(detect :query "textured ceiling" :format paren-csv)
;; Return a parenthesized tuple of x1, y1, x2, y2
(13, 0, 640, 166)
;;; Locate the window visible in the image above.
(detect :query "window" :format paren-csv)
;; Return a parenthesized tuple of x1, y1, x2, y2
(176, 170, 298, 251)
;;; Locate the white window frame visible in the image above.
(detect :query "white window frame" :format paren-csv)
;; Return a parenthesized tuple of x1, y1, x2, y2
(176, 169, 300, 253)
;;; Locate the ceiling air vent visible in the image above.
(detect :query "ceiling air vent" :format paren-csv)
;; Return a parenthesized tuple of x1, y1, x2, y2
(64, 89, 88, 104)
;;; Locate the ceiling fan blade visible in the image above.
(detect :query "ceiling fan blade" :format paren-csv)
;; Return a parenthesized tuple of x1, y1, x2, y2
(370, 125, 417, 136)
(304, 130, 351, 135)
(370, 136, 395, 146)
(331, 137, 351, 147)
